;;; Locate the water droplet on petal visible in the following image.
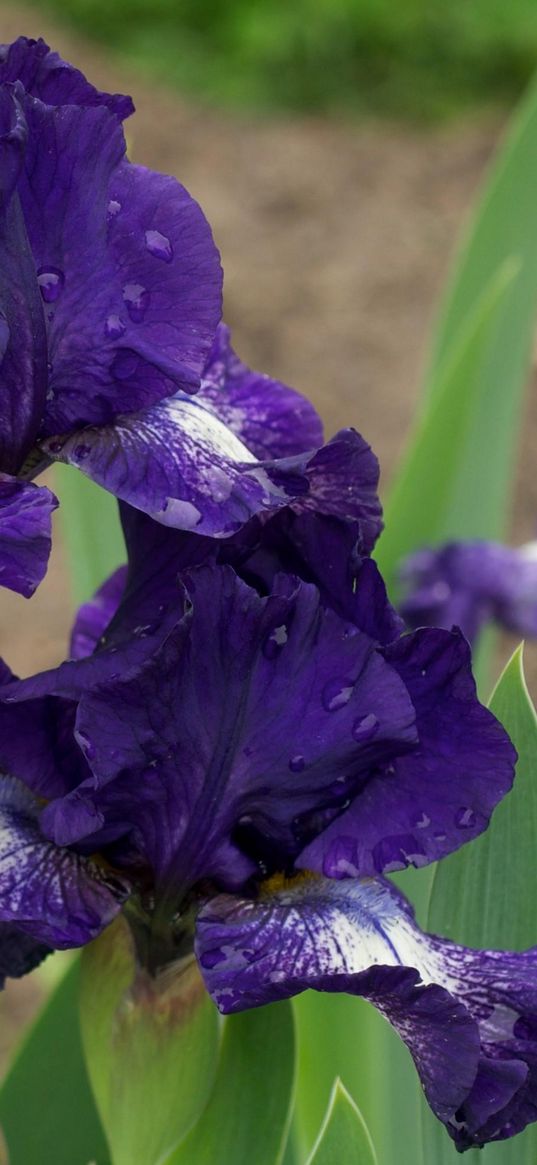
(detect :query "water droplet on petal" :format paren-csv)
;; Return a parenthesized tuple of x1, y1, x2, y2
(112, 349, 140, 380)
(105, 314, 126, 340)
(322, 677, 354, 712)
(263, 625, 288, 660)
(145, 228, 173, 263)
(122, 282, 150, 323)
(200, 948, 226, 970)
(73, 444, 91, 461)
(455, 806, 476, 829)
(413, 812, 431, 829)
(289, 755, 305, 773)
(107, 199, 121, 220)
(37, 267, 64, 303)
(47, 440, 64, 454)
(158, 498, 202, 529)
(352, 712, 379, 742)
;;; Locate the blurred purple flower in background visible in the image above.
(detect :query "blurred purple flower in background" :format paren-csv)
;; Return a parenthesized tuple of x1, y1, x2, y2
(400, 539, 537, 645)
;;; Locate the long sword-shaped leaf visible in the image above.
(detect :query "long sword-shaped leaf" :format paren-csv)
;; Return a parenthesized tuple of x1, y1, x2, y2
(0, 959, 110, 1165)
(305, 1081, 378, 1165)
(423, 646, 537, 1164)
(292, 259, 516, 1165)
(165, 1002, 295, 1165)
(375, 258, 517, 592)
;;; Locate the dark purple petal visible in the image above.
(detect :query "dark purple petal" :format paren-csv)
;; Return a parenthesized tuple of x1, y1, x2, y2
(198, 323, 324, 458)
(0, 88, 47, 471)
(400, 540, 537, 644)
(53, 565, 416, 884)
(0, 37, 134, 120)
(70, 566, 127, 659)
(0, 475, 57, 596)
(299, 628, 516, 878)
(12, 93, 221, 435)
(0, 774, 129, 947)
(0, 922, 51, 985)
(249, 513, 402, 642)
(196, 875, 537, 1147)
(295, 429, 382, 548)
(0, 661, 88, 800)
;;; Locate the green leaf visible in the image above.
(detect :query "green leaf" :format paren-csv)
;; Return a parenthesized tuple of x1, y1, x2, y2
(423, 645, 537, 1164)
(377, 71, 537, 596)
(165, 1000, 295, 1165)
(375, 257, 517, 593)
(79, 918, 220, 1165)
(0, 958, 110, 1165)
(305, 1080, 377, 1165)
(54, 465, 125, 603)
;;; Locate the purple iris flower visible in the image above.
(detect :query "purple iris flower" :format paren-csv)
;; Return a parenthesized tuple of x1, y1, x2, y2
(1, 505, 535, 1150)
(400, 540, 537, 645)
(0, 36, 223, 594)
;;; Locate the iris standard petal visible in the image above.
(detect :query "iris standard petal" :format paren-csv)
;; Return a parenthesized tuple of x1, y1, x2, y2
(13, 93, 221, 435)
(0, 36, 134, 120)
(0, 88, 48, 472)
(196, 874, 537, 1149)
(299, 627, 516, 877)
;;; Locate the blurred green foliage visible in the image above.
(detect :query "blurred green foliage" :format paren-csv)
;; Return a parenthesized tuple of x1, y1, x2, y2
(39, 0, 537, 120)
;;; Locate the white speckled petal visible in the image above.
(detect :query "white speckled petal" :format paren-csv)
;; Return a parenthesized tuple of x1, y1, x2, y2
(197, 875, 537, 1149)
(0, 774, 128, 948)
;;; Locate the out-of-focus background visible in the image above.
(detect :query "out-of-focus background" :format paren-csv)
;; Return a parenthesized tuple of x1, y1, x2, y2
(1, 0, 537, 1070)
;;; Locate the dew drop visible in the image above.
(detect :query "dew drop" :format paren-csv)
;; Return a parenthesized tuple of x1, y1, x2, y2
(352, 712, 379, 742)
(122, 282, 150, 323)
(73, 444, 91, 461)
(200, 948, 226, 970)
(105, 314, 126, 340)
(263, 625, 288, 660)
(455, 806, 476, 829)
(145, 228, 173, 263)
(47, 440, 64, 454)
(322, 677, 354, 712)
(112, 350, 140, 380)
(37, 267, 64, 303)
(107, 199, 121, 220)
(413, 812, 431, 829)
(289, 755, 305, 773)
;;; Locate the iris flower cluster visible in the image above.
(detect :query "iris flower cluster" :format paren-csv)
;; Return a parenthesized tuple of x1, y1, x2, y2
(1, 37, 537, 1155)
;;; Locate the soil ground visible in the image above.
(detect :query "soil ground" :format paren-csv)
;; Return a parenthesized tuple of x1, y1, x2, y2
(0, 3, 536, 1068)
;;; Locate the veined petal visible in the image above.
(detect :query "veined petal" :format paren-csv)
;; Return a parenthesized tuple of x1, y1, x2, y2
(41, 395, 312, 536)
(0, 475, 57, 596)
(0, 774, 129, 948)
(196, 875, 537, 1148)
(299, 627, 516, 877)
(48, 565, 416, 881)
(198, 323, 324, 458)
(0, 37, 134, 120)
